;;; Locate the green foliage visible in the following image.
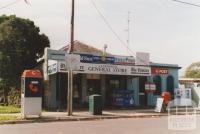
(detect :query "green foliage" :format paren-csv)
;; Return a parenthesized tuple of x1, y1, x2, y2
(185, 62, 200, 78)
(7, 88, 20, 107)
(0, 105, 20, 114)
(0, 15, 50, 89)
(0, 115, 19, 122)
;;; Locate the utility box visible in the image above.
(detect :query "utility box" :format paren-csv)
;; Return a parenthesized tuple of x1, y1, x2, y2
(89, 94, 102, 115)
(21, 70, 43, 118)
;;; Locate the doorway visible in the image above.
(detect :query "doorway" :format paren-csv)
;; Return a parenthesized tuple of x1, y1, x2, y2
(87, 74, 101, 95)
(105, 75, 127, 106)
(56, 73, 67, 110)
(139, 77, 147, 106)
(167, 75, 174, 98)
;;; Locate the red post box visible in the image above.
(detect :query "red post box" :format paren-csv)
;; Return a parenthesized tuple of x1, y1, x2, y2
(161, 92, 171, 104)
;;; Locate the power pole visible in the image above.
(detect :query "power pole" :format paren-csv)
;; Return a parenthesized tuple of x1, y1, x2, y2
(70, 0, 75, 53)
(67, 0, 75, 116)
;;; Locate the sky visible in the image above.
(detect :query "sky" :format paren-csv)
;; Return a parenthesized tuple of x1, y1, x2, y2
(1, 0, 200, 76)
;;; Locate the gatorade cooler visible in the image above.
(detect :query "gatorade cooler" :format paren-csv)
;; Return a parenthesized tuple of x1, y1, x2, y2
(21, 70, 43, 118)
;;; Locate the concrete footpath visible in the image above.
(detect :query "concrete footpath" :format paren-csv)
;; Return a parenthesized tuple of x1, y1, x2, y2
(0, 109, 167, 125)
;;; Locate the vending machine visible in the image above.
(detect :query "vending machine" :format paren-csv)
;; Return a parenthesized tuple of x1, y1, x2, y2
(174, 88, 192, 106)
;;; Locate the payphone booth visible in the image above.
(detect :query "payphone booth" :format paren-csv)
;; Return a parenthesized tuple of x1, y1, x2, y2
(21, 70, 43, 118)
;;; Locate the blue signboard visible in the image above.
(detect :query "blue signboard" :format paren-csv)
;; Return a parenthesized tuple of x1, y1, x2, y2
(106, 57, 115, 64)
(80, 54, 93, 63)
(80, 54, 115, 64)
(93, 55, 102, 63)
(112, 89, 134, 107)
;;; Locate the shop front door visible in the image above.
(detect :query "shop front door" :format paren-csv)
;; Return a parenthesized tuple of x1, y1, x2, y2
(139, 77, 147, 106)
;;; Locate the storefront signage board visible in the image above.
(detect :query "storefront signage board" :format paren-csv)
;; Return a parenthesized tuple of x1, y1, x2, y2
(48, 61, 68, 75)
(48, 60, 150, 76)
(46, 48, 146, 66)
(48, 63, 58, 75)
(113, 55, 135, 65)
(145, 82, 156, 92)
(151, 68, 168, 74)
(80, 54, 135, 65)
(76, 63, 151, 76)
(58, 61, 68, 73)
(46, 48, 66, 61)
(155, 98, 164, 113)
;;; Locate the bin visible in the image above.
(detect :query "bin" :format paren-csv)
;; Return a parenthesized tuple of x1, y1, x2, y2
(89, 94, 102, 115)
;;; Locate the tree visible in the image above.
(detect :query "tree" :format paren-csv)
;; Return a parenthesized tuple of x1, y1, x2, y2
(0, 15, 50, 89)
(185, 62, 200, 78)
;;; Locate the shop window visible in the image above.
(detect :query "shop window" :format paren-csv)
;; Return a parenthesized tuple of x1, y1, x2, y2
(167, 75, 174, 95)
(106, 76, 127, 90)
(109, 80, 120, 89)
(153, 75, 161, 95)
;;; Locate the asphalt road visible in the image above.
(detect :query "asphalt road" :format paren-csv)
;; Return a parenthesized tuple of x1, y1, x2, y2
(0, 117, 199, 134)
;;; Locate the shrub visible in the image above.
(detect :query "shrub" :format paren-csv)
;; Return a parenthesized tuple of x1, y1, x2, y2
(7, 88, 21, 107)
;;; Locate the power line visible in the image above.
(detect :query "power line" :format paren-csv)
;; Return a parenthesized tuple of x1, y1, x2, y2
(0, 0, 21, 10)
(89, 0, 134, 55)
(0, 0, 29, 10)
(172, 0, 200, 8)
(89, 0, 130, 53)
(89, 0, 149, 66)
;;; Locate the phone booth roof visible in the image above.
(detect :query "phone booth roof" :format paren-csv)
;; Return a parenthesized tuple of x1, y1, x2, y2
(22, 70, 43, 78)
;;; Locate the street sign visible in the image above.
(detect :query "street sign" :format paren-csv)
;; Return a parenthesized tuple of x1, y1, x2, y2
(46, 48, 66, 61)
(66, 54, 80, 70)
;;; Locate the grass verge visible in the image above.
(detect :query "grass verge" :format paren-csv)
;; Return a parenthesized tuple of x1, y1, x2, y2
(0, 115, 19, 122)
(0, 106, 20, 114)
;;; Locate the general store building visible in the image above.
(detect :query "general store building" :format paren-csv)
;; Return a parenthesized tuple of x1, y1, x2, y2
(44, 41, 180, 110)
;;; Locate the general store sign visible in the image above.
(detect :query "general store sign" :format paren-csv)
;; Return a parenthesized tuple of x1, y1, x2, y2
(48, 62, 151, 76)
(77, 63, 151, 76)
